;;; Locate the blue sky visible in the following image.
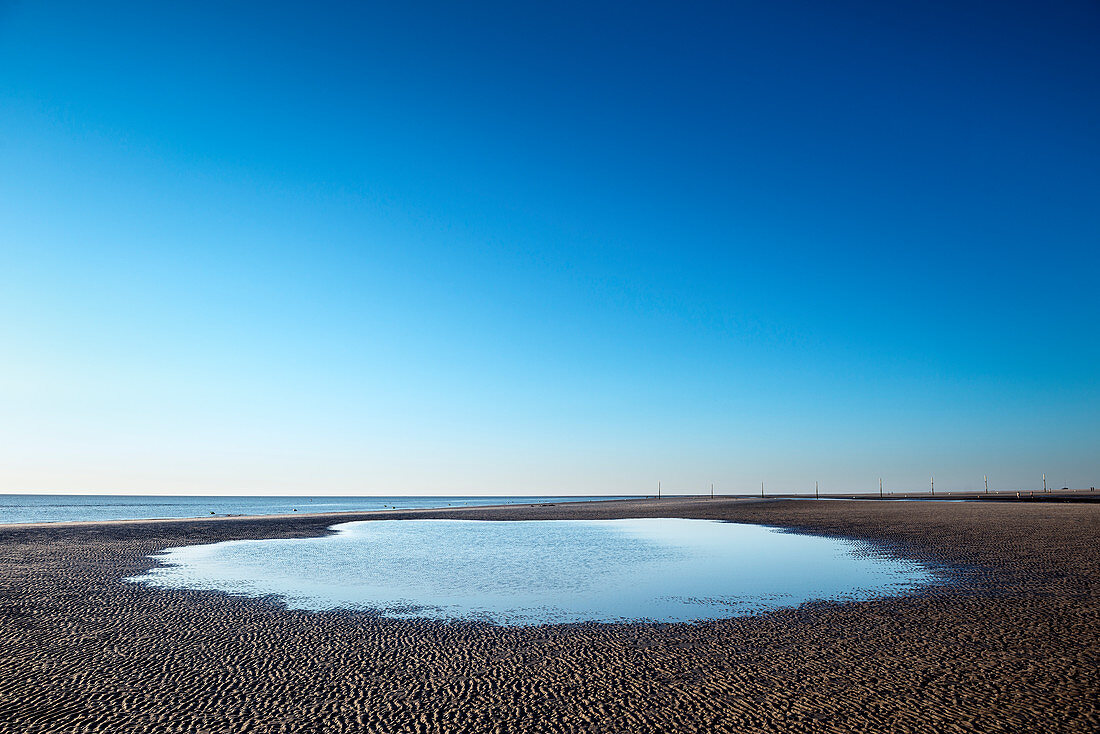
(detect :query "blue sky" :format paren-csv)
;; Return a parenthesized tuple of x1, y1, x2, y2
(1, 1, 1097, 494)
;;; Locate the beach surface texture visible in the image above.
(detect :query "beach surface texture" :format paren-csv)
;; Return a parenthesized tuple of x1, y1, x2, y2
(1, 497, 1097, 733)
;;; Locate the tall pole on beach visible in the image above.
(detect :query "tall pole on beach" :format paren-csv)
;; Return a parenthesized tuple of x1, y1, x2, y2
(815, 481, 819, 499)
(658, 481, 661, 499)
(761, 481, 764, 499)
(985, 475, 988, 494)
(711, 483, 714, 499)
(931, 476, 934, 496)
(879, 478, 883, 499)
(1043, 474, 1047, 493)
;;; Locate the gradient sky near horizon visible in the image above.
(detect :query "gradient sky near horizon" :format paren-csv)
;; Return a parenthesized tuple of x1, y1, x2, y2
(2, 1, 1098, 496)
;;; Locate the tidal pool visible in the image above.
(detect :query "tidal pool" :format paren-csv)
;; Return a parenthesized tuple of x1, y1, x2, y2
(128, 519, 934, 625)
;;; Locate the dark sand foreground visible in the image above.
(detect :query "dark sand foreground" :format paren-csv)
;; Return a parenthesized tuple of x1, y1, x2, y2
(1, 498, 1097, 733)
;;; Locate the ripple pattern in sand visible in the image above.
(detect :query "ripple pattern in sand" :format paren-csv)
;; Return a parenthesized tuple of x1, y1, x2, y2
(1, 499, 1098, 732)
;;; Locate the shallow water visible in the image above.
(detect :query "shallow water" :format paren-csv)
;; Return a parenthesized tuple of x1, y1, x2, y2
(129, 519, 934, 625)
(0, 494, 637, 524)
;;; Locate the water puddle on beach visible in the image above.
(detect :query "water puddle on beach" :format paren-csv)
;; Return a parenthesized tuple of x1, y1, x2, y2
(127, 519, 934, 625)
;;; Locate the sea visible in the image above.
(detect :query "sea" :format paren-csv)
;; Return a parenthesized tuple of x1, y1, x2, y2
(0, 494, 640, 525)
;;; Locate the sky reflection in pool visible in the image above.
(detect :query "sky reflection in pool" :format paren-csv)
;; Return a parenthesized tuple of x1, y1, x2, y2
(128, 519, 934, 625)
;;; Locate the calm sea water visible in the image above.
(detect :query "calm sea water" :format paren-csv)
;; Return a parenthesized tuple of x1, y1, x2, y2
(128, 518, 934, 625)
(0, 495, 639, 525)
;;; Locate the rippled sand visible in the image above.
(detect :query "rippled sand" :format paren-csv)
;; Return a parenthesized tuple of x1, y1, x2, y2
(1, 497, 1097, 732)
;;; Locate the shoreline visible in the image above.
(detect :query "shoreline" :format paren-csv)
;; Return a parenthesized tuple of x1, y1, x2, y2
(1, 497, 1097, 732)
(5, 487, 1098, 530)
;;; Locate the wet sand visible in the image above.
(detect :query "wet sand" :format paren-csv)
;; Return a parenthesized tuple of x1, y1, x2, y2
(1, 497, 1097, 732)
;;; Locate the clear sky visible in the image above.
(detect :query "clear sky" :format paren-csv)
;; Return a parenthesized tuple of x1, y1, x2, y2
(2, 1, 1097, 495)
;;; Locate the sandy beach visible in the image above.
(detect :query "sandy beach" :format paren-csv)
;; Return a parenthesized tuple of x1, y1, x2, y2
(1, 497, 1097, 733)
